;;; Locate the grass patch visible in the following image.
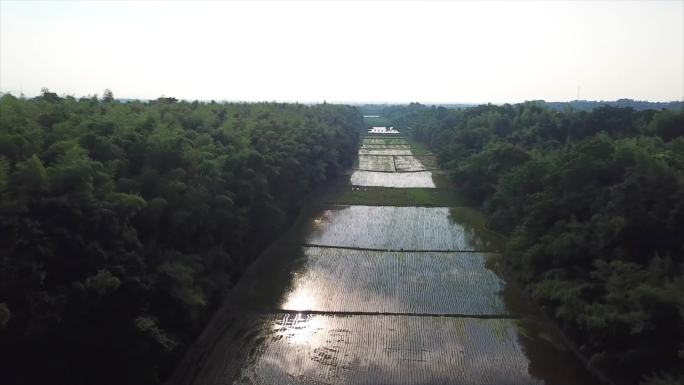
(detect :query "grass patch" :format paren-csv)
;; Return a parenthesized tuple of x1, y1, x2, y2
(331, 185, 464, 207)
(406, 138, 433, 156)
(431, 172, 452, 189)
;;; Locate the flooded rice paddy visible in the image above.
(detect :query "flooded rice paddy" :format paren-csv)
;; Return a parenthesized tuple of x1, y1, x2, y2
(350, 170, 436, 188)
(175, 132, 604, 385)
(227, 315, 541, 385)
(361, 137, 409, 145)
(360, 144, 412, 149)
(280, 246, 506, 315)
(353, 140, 437, 187)
(394, 155, 434, 171)
(306, 206, 492, 250)
(357, 155, 395, 171)
(358, 148, 413, 155)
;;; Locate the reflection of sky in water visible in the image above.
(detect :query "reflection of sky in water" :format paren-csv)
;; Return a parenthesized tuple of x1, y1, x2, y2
(282, 285, 316, 311)
(307, 206, 482, 250)
(199, 203, 599, 384)
(278, 247, 506, 315)
(233, 315, 543, 385)
(272, 313, 326, 346)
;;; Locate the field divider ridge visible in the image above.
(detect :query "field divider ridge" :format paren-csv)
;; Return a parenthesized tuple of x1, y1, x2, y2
(352, 168, 440, 173)
(249, 308, 517, 320)
(301, 243, 501, 253)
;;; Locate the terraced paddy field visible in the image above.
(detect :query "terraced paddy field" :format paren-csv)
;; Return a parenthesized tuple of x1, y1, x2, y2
(171, 130, 604, 385)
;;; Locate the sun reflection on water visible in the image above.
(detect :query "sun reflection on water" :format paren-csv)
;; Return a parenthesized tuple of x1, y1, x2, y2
(273, 313, 325, 345)
(275, 288, 325, 345)
(282, 287, 315, 311)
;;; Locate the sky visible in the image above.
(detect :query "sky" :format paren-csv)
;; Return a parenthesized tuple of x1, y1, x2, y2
(0, 0, 682, 104)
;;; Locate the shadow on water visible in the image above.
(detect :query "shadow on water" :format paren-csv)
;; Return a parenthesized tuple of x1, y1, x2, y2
(448, 206, 605, 385)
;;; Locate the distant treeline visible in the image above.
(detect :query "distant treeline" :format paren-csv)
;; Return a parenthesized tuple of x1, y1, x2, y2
(383, 102, 684, 385)
(0, 90, 362, 385)
(540, 99, 684, 112)
(360, 99, 683, 115)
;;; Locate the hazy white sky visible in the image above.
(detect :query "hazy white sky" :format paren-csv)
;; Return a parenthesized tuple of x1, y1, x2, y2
(1, 0, 682, 103)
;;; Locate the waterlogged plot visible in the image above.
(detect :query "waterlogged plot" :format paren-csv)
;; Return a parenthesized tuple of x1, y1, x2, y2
(358, 148, 412, 155)
(307, 206, 488, 250)
(351, 170, 435, 188)
(225, 314, 542, 385)
(357, 155, 395, 171)
(360, 141, 408, 147)
(361, 138, 408, 146)
(360, 144, 411, 150)
(281, 246, 505, 315)
(394, 155, 432, 171)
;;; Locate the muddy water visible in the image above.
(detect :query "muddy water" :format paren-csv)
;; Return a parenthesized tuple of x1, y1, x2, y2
(174, 134, 603, 385)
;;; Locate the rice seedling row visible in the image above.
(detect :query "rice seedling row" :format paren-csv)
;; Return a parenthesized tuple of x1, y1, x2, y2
(358, 148, 413, 155)
(353, 169, 441, 174)
(307, 206, 485, 250)
(357, 155, 396, 172)
(279, 246, 506, 315)
(221, 314, 541, 385)
(351, 170, 436, 188)
(393, 155, 432, 171)
(361, 138, 409, 146)
(300, 244, 496, 253)
(360, 144, 411, 149)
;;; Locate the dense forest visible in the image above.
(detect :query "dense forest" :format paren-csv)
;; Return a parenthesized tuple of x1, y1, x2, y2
(381, 102, 684, 384)
(0, 90, 362, 385)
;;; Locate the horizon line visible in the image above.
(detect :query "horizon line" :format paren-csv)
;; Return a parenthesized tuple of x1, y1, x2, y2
(1, 89, 682, 106)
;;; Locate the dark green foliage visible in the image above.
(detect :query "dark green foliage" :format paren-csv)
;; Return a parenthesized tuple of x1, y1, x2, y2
(384, 102, 684, 384)
(540, 99, 683, 112)
(0, 93, 361, 385)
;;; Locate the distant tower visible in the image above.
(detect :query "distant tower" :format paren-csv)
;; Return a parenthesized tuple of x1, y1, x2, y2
(576, 86, 580, 100)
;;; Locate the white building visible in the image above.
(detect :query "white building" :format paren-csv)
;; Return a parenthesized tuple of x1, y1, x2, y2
(368, 126, 400, 134)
